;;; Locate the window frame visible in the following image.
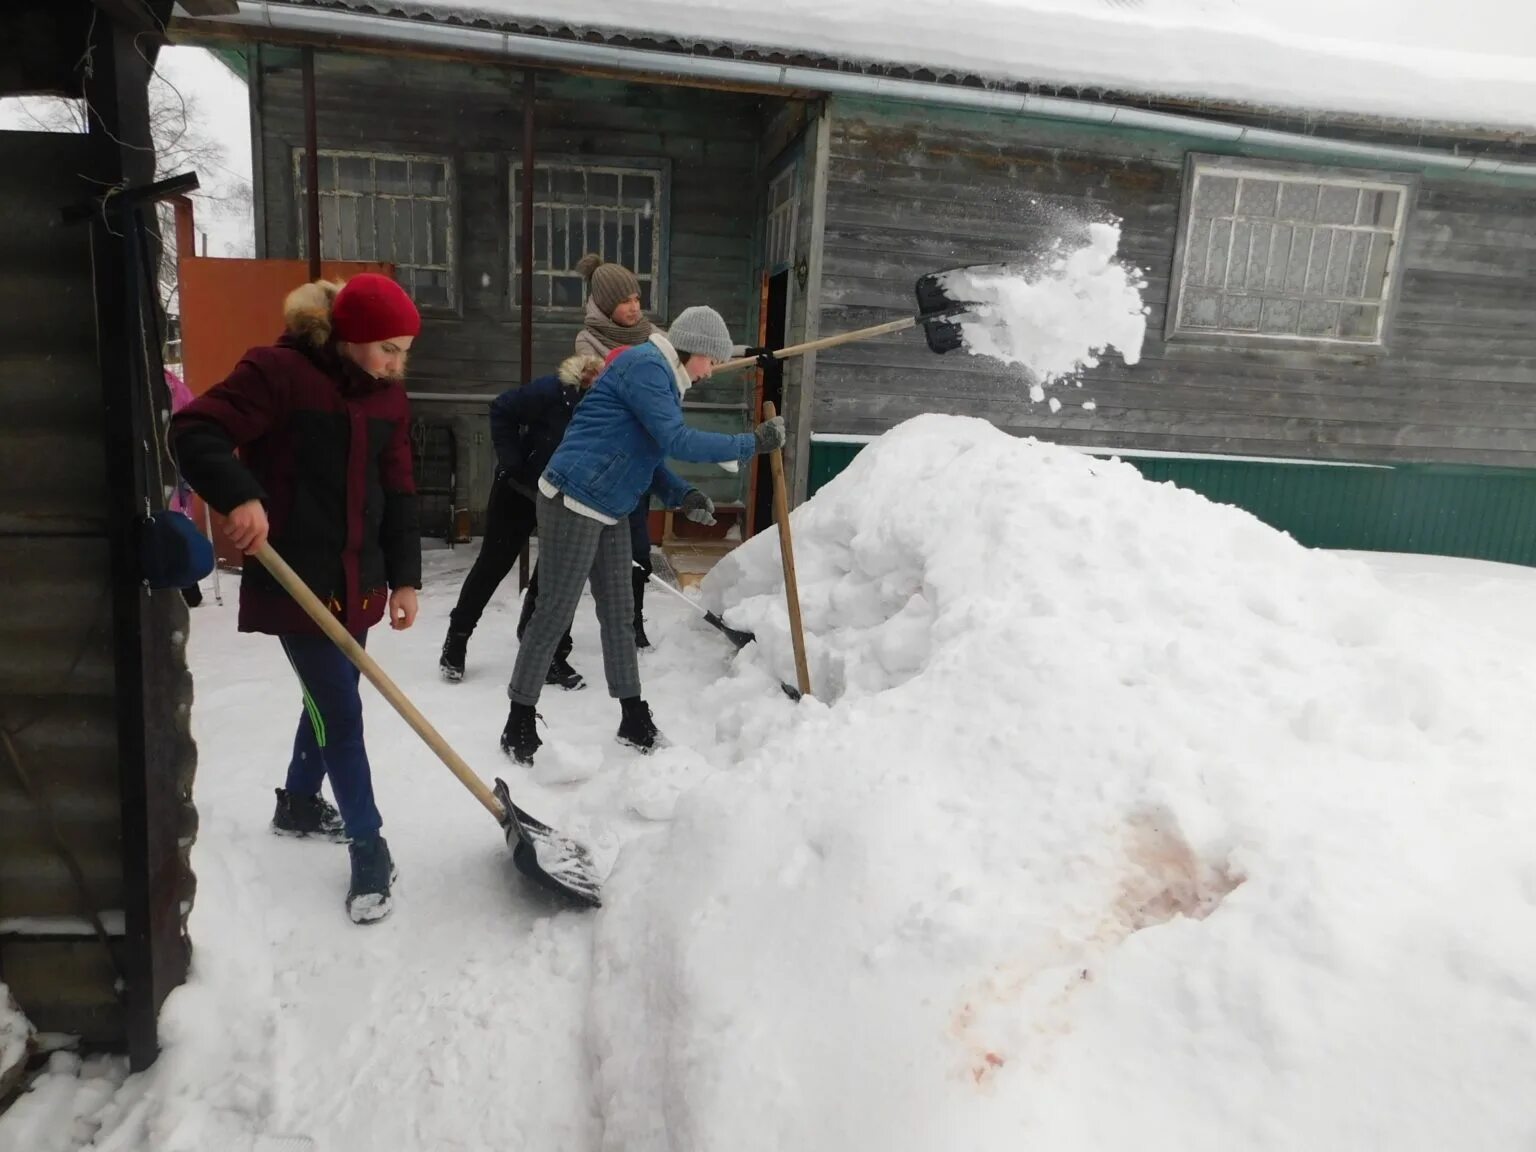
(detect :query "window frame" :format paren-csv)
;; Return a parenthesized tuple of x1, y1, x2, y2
(508, 154, 671, 318)
(1165, 153, 1418, 352)
(291, 147, 459, 314)
(763, 159, 800, 273)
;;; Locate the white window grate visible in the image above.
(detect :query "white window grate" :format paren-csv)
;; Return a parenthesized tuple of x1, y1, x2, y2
(765, 164, 799, 271)
(511, 160, 666, 312)
(293, 149, 456, 309)
(1170, 158, 1413, 346)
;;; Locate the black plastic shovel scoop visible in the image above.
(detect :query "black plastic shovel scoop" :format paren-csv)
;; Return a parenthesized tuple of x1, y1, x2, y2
(637, 564, 803, 701)
(712, 267, 985, 374)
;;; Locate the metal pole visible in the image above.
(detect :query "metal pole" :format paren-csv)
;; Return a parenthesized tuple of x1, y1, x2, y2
(301, 47, 321, 281)
(517, 68, 536, 590)
(203, 500, 223, 606)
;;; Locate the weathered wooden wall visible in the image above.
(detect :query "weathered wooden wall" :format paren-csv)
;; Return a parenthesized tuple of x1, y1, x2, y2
(0, 127, 197, 1058)
(815, 96, 1536, 468)
(0, 132, 126, 1048)
(253, 51, 767, 514)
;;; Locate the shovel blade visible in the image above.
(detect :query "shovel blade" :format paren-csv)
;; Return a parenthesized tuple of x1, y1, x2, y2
(915, 261, 1014, 314)
(704, 610, 757, 650)
(494, 778, 603, 908)
(914, 264, 1008, 356)
(922, 318, 967, 355)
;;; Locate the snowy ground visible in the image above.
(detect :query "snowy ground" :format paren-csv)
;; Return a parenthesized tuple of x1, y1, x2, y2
(1, 537, 746, 1152)
(5, 417, 1536, 1150)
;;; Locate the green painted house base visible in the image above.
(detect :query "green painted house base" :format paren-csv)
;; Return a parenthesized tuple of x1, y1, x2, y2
(808, 438, 1536, 568)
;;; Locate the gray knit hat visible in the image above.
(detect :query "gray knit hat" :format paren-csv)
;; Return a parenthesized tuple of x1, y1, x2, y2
(666, 306, 733, 362)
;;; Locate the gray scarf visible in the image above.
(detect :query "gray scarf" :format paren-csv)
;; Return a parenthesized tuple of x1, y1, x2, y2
(583, 297, 655, 352)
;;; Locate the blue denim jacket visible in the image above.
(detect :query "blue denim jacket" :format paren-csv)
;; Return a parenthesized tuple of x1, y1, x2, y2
(542, 340, 756, 521)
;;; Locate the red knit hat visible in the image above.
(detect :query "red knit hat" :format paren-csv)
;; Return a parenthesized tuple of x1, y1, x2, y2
(331, 274, 421, 344)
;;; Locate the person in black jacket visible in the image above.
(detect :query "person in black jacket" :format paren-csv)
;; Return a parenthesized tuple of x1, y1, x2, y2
(439, 353, 603, 686)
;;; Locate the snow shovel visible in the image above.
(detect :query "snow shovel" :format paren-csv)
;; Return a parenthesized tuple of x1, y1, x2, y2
(637, 561, 756, 649)
(711, 267, 980, 376)
(251, 541, 602, 908)
(635, 562, 803, 701)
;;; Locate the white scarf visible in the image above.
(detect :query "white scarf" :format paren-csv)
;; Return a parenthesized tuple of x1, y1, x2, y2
(648, 332, 692, 399)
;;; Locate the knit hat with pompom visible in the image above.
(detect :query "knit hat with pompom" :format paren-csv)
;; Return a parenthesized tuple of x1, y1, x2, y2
(576, 253, 642, 317)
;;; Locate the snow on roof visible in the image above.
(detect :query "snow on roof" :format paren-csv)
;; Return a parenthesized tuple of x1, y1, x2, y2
(293, 0, 1536, 133)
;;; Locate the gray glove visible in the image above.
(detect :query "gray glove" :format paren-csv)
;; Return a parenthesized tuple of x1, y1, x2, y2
(753, 416, 787, 455)
(680, 488, 716, 525)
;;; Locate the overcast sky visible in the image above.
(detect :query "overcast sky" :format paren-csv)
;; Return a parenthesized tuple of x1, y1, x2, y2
(1, 45, 254, 259)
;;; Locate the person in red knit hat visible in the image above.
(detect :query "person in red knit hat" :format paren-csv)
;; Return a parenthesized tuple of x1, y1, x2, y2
(171, 273, 422, 925)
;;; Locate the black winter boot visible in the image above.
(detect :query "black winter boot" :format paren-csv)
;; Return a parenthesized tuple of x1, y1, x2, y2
(632, 568, 651, 649)
(440, 629, 470, 682)
(346, 834, 396, 924)
(617, 696, 664, 753)
(500, 702, 542, 765)
(271, 788, 347, 842)
(546, 653, 585, 691)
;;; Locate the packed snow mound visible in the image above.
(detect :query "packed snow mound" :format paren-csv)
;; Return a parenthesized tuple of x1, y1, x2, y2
(590, 415, 1536, 1151)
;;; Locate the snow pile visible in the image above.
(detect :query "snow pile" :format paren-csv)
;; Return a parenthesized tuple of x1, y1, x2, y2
(1, 852, 290, 1152)
(591, 415, 1536, 1151)
(396, 0, 1536, 131)
(946, 222, 1146, 387)
(1, 982, 33, 1097)
(0, 1054, 128, 1152)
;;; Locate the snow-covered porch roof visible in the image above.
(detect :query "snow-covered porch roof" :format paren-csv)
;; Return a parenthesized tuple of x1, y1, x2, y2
(186, 0, 1536, 138)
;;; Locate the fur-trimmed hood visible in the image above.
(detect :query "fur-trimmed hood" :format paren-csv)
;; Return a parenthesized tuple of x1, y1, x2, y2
(282, 279, 343, 348)
(275, 279, 386, 396)
(558, 352, 605, 389)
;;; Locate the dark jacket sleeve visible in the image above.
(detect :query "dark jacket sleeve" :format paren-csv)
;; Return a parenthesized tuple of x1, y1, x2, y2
(168, 357, 284, 514)
(379, 396, 422, 590)
(488, 386, 529, 476)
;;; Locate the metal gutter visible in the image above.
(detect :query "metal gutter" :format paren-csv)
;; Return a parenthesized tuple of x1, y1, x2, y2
(179, 0, 1536, 178)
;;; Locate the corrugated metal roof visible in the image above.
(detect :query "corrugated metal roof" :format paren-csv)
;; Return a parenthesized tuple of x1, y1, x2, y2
(238, 0, 1536, 147)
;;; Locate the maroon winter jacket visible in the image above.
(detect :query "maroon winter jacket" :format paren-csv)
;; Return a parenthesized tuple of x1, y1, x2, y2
(171, 332, 422, 637)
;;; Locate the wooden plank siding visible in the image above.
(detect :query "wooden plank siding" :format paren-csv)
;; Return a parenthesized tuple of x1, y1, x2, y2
(813, 97, 1536, 468)
(254, 50, 769, 513)
(0, 134, 127, 1046)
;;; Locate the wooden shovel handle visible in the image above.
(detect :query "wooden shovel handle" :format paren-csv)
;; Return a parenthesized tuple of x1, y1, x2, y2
(251, 541, 505, 820)
(763, 403, 812, 698)
(715, 315, 919, 375)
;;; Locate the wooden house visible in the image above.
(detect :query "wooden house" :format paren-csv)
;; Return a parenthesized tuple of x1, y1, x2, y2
(178, 0, 1536, 564)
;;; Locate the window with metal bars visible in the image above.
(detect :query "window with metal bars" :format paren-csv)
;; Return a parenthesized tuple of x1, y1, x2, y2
(1168, 155, 1414, 347)
(293, 149, 456, 309)
(765, 163, 799, 271)
(510, 159, 668, 312)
